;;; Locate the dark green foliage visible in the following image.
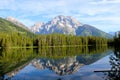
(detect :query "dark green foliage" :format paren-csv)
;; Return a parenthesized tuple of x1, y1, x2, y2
(108, 31, 120, 47)
(33, 34, 108, 47)
(0, 33, 108, 47)
(113, 31, 120, 46)
(0, 32, 33, 47)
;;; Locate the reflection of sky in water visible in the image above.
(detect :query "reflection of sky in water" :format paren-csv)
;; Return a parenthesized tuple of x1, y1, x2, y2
(83, 54, 112, 71)
(7, 51, 114, 80)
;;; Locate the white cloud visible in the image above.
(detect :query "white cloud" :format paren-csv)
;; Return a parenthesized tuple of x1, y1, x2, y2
(0, 0, 120, 32)
(90, 0, 120, 5)
(77, 16, 120, 32)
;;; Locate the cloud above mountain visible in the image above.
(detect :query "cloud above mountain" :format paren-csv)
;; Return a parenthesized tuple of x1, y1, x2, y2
(0, 0, 120, 32)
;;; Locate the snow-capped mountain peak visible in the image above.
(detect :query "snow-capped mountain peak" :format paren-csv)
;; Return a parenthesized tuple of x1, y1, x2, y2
(52, 15, 82, 28)
(31, 22, 44, 33)
(31, 15, 83, 35)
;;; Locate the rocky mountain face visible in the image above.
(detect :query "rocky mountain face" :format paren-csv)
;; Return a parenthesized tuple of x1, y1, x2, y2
(31, 15, 82, 35)
(6, 16, 31, 32)
(31, 22, 44, 33)
(31, 15, 112, 38)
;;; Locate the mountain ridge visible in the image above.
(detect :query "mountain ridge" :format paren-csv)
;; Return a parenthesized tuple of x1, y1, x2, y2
(0, 17, 34, 36)
(6, 16, 32, 32)
(31, 15, 112, 38)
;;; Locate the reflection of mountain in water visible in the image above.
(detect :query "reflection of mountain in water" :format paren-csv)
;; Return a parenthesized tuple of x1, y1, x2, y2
(31, 56, 83, 76)
(5, 62, 29, 80)
(31, 51, 108, 76)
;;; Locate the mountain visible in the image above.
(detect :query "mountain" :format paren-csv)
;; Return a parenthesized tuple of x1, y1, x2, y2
(0, 17, 34, 36)
(76, 24, 112, 38)
(6, 16, 31, 32)
(31, 15, 112, 38)
(31, 22, 44, 33)
(31, 15, 82, 35)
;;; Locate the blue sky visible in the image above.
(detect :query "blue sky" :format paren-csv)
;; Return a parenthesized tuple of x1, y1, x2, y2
(0, 0, 120, 32)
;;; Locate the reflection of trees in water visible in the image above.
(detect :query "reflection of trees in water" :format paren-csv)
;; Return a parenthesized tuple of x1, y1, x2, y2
(108, 48, 120, 80)
(0, 48, 35, 80)
(37, 46, 108, 59)
(100, 48, 120, 80)
(0, 46, 108, 79)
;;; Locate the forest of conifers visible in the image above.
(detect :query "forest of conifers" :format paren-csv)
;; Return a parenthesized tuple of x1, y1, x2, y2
(0, 32, 119, 48)
(0, 32, 107, 47)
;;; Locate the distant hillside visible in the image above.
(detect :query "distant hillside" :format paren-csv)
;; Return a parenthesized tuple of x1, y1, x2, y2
(31, 15, 112, 38)
(76, 24, 112, 38)
(6, 16, 32, 32)
(0, 17, 34, 36)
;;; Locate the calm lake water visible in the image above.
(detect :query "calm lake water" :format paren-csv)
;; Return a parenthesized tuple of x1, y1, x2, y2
(0, 46, 120, 80)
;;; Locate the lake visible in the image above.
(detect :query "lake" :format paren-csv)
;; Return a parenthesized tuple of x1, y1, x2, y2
(0, 46, 120, 80)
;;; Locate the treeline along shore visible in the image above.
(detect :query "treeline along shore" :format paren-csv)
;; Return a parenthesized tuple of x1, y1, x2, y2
(0, 32, 109, 48)
(0, 31, 120, 48)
